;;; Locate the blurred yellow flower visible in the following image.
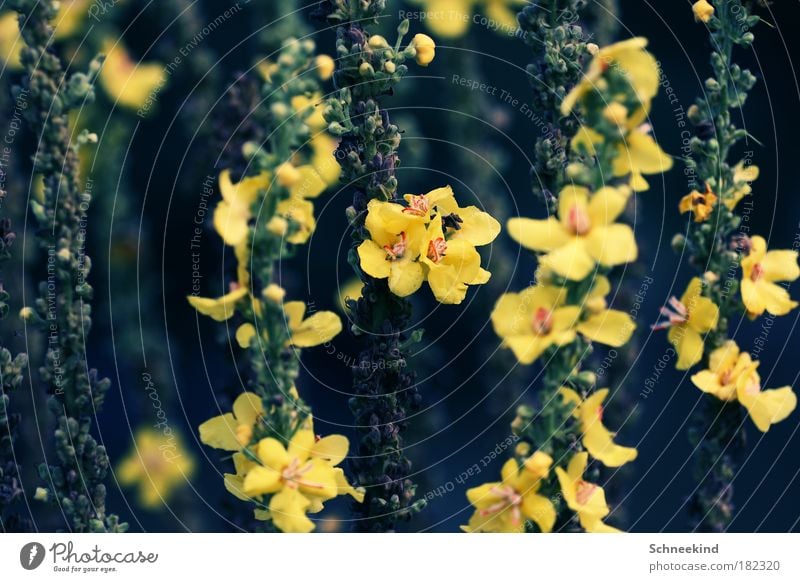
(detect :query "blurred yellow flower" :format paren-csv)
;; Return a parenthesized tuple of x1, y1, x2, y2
(561, 388, 638, 467)
(214, 170, 269, 247)
(188, 286, 248, 322)
(692, 0, 715, 23)
(740, 235, 799, 318)
(463, 453, 556, 533)
(725, 161, 759, 209)
(99, 38, 166, 110)
(118, 428, 195, 509)
(692, 340, 797, 432)
(654, 278, 719, 370)
(199, 392, 263, 451)
(408, 0, 527, 39)
(508, 185, 636, 281)
(0, 12, 22, 70)
(561, 37, 659, 116)
(281, 301, 342, 347)
(679, 184, 718, 222)
(2, 2, 90, 69)
(241, 429, 358, 533)
(555, 452, 620, 533)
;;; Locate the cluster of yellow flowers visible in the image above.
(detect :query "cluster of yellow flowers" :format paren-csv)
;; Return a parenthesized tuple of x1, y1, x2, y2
(199, 394, 363, 532)
(652, 3, 799, 435)
(408, 0, 527, 39)
(358, 186, 500, 304)
(465, 38, 671, 533)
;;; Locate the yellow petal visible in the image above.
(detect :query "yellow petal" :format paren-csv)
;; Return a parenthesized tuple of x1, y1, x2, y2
(236, 323, 257, 348)
(583, 423, 638, 467)
(691, 370, 736, 401)
(586, 223, 638, 268)
(333, 467, 364, 502)
(213, 201, 250, 247)
(762, 250, 800, 282)
(290, 165, 327, 199)
(577, 309, 636, 347)
(312, 434, 349, 466)
(187, 287, 248, 321)
(223, 473, 250, 501)
(269, 487, 314, 533)
(232, 392, 263, 427)
(242, 465, 282, 497)
(198, 413, 240, 451)
(688, 296, 720, 332)
(290, 310, 342, 347)
(588, 186, 630, 226)
(423, 0, 471, 38)
(358, 240, 392, 279)
(450, 206, 501, 246)
(288, 430, 316, 462)
(283, 301, 306, 329)
(668, 326, 704, 370)
(521, 493, 557, 533)
(613, 130, 673, 177)
(504, 335, 550, 365)
(540, 239, 595, 281)
(298, 460, 339, 501)
(739, 386, 797, 433)
(390, 258, 426, 298)
(507, 217, 571, 252)
(256, 437, 290, 470)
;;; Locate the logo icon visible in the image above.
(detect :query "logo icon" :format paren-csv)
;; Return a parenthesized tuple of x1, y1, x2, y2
(20, 542, 46, 570)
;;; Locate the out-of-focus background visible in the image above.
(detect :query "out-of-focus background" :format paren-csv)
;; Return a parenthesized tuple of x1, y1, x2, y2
(2, 0, 800, 532)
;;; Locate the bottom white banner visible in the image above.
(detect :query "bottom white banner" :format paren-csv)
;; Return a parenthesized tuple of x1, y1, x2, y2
(0, 533, 797, 580)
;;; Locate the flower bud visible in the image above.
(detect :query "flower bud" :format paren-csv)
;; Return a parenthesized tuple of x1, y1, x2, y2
(276, 162, 301, 187)
(267, 216, 289, 236)
(410, 34, 435, 67)
(263, 283, 286, 303)
(692, 0, 714, 23)
(315, 54, 335, 80)
(368, 35, 389, 49)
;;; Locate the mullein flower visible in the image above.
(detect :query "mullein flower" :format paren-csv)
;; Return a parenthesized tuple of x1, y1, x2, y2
(419, 216, 490, 304)
(740, 235, 800, 318)
(199, 393, 264, 450)
(214, 170, 271, 246)
(561, 388, 638, 467)
(679, 184, 718, 222)
(410, 33, 436, 66)
(241, 430, 360, 533)
(99, 37, 166, 110)
(691, 341, 797, 432)
(507, 185, 636, 281)
(117, 428, 195, 509)
(463, 453, 556, 533)
(561, 37, 660, 117)
(235, 301, 342, 349)
(725, 161, 759, 210)
(358, 186, 499, 302)
(653, 277, 719, 370)
(555, 452, 620, 533)
(491, 283, 635, 364)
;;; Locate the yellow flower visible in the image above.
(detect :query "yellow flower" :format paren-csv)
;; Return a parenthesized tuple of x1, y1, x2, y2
(692, 0, 715, 23)
(735, 359, 797, 433)
(290, 93, 341, 188)
(188, 286, 248, 322)
(315, 54, 335, 80)
(419, 216, 490, 304)
(561, 37, 660, 116)
(693, 341, 798, 431)
(242, 430, 354, 533)
(508, 185, 636, 281)
(99, 38, 166, 110)
(573, 121, 673, 193)
(740, 235, 799, 318)
(725, 161, 759, 210)
(408, 0, 472, 38)
(578, 276, 637, 347)
(358, 187, 498, 300)
(463, 453, 556, 533)
(561, 388, 638, 467)
(654, 278, 719, 370)
(555, 452, 620, 533)
(117, 428, 195, 509)
(283, 301, 342, 347)
(199, 393, 264, 451)
(491, 286, 579, 364)
(358, 199, 428, 297)
(213, 170, 269, 246)
(411, 33, 436, 67)
(0, 12, 22, 70)
(2, 2, 89, 69)
(679, 184, 718, 222)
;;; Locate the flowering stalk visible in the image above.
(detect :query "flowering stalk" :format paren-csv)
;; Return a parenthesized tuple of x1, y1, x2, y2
(316, 1, 429, 531)
(468, 17, 673, 530)
(659, 1, 798, 531)
(192, 38, 363, 533)
(0, 210, 28, 531)
(12, 0, 125, 532)
(517, 0, 593, 209)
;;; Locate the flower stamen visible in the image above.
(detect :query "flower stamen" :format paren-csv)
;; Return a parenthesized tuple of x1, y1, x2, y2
(426, 237, 447, 263)
(531, 307, 553, 335)
(402, 194, 429, 216)
(384, 232, 408, 260)
(567, 204, 591, 235)
(651, 296, 689, 330)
